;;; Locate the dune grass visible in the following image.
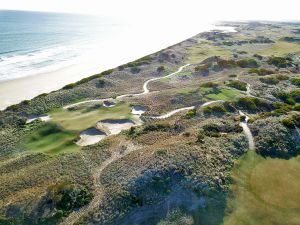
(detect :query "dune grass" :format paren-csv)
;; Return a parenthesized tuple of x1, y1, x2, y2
(258, 41, 300, 57)
(199, 87, 241, 101)
(223, 151, 300, 225)
(50, 102, 132, 132)
(185, 41, 231, 64)
(24, 123, 79, 155)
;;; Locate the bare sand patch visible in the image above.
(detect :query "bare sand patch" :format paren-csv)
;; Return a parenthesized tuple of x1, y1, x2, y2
(76, 128, 107, 146)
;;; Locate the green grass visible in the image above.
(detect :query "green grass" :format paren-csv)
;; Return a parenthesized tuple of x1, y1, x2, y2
(185, 41, 231, 64)
(258, 41, 300, 57)
(176, 71, 193, 77)
(177, 88, 194, 95)
(24, 123, 79, 154)
(199, 87, 241, 101)
(223, 151, 300, 225)
(50, 102, 132, 132)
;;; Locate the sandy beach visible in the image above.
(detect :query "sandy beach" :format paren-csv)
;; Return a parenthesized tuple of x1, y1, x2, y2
(0, 61, 106, 110)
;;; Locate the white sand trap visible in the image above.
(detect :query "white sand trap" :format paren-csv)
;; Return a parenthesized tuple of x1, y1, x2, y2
(76, 128, 107, 146)
(97, 119, 136, 135)
(26, 115, 51, 123)
(131, 105, 147, 115)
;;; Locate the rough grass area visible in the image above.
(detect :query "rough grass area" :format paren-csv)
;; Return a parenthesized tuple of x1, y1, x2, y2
(258, 41, 300, 56)
(224, 151, 300, 225)
(24, 123, 79, 154)
(50, 102, 132, 132)
(185, 42, 231, 64)
(199, 87, 241, 101)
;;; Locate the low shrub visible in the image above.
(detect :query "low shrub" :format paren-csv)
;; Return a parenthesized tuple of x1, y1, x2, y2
(194, 64, 209, 75)
(291, 78, 300, 87)
(294, 104, 300, 111)
(124, 55, 152, 68)
(200, 82, 218, 88)
(276, 74, 289, 81)
(290, 90, 300, 103)
(157, 65, 165, 72)
(143, 123, 172, 133)
(185, 109, 196, 119)
(131, 67, 141, 74)
(202, 124, 221, 137)
(46, 183, 93, 214)
(236, 58, 259, 68)
(203, 104, 227, 115)
(259, 76, 279, 85)
(217, 59, 237, 69)
(267, 56, 292, 68)
(227, 80, 247, 91)
(248, 68, 274, 76)
(253, 54, 263, 60)
(101, 69, 114, 75)
(273, 91, 295, 105)
(282, 117, 295, 129)
(196, 132, 205, 143)
(62, 83, 76, 90)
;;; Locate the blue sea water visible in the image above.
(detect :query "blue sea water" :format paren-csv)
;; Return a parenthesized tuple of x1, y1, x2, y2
(0, 10, 122, 81)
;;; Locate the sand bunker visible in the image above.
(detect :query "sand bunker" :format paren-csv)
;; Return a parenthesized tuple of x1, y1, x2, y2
(26, 115, 51, 123)
(97, 119, 136, 135)
(76, 128, 107, 146)
(131, 105, 147, 115)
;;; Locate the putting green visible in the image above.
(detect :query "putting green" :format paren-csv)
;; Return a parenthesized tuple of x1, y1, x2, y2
(50, 102, 132, 132)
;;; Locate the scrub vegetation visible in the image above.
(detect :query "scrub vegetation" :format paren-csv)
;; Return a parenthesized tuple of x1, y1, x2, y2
(0, 22, 300, 225)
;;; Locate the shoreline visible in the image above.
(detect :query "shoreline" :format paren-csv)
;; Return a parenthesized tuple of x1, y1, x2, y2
(0, 62, 102, 110)
(0, 24, 235, 110)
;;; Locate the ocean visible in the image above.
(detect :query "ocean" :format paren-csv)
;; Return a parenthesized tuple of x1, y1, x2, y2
(0, 10, 129, 81)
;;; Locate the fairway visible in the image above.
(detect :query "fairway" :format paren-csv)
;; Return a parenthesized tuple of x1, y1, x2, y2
(199, 87, 241, 101)
(258, 41, 300, 56)
(50, 102, 132, 132)
(185, 41, 231, 64)
(24, 123, 79, 154)
(223, 151, 300, 225)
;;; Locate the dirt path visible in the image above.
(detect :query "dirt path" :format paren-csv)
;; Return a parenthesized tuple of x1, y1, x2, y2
(151, 106, 195, 119)
(60, 143, 142, 225)
(239, 111, 255, 150)
(151, 100, 224, 120)
(235, 73, 255, 150)
(64, 64, 190, 109)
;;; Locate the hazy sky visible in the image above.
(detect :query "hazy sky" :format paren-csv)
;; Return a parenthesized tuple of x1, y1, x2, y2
(1, 0, 300, 23)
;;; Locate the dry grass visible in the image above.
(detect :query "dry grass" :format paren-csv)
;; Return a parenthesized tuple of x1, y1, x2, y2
(258, 41, 300, 57)
(185, 41, 231, 64)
